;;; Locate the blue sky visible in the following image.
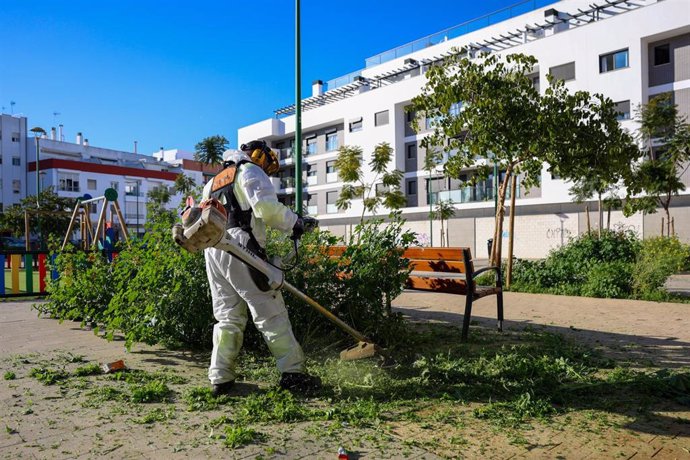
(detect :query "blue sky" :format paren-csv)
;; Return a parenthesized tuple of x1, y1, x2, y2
(1, 0, 533, 155)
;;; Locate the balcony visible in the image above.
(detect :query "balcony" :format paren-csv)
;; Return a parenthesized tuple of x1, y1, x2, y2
(326, 204, 338, 214)
(279, 148, 293, 161)
(429, 180, 519, 205)
(307, 205, 317, 215)
(280, 177, 295, 189)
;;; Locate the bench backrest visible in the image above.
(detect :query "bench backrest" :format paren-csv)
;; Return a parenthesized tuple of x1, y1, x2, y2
(327, 246, 475, 295)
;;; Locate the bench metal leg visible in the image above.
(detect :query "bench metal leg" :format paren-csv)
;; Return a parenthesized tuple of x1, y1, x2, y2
(461, 294, 473, 342)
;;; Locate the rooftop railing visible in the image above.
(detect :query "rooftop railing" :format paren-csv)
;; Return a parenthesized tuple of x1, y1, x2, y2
(364, 0, 559, 68)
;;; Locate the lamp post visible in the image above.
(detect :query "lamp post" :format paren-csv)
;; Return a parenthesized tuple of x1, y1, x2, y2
(29, 127, 46, 206)
(294, 0, 303, 215)
(136, 179, 141, 237)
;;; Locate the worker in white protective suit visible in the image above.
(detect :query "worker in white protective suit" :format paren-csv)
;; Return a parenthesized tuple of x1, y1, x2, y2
(202, 140, 321, 396)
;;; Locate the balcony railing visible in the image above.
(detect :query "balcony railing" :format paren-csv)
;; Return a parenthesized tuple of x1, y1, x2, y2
(429, 179, 519, 205)
(280, 177, 295, 189)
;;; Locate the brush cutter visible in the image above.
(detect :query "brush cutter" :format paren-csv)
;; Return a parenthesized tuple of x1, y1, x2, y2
(172, 198, 381, 361)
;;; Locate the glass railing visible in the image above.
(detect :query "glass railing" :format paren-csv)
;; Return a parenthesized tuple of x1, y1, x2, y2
(279, 148, 293, 160)
(325, 70, 363, 91)
(364, 0, 558, 68)
(429, 178, 520, 204)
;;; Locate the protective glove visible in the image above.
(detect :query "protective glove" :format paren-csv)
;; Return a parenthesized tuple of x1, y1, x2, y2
(291, 218, 305, 241)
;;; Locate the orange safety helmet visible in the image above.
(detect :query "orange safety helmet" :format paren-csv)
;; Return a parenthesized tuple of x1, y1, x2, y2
(241, 140, 280, 176)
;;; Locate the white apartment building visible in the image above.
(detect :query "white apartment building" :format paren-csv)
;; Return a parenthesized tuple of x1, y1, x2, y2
(239, 0, 690, 258)
(0, 114, 216, 238)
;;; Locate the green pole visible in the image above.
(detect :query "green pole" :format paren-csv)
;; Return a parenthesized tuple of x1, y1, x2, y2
(294, 0, 303, 215)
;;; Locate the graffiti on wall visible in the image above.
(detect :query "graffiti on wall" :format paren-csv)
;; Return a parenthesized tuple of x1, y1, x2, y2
(545, 227, 572, 240)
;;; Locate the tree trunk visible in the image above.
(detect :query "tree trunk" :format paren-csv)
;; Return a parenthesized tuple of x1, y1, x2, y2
(506, 175, 517, 289)
(665, 206, 671, 237)
(607, 206, 611, 230)
(440, 218, 445, 247)
(661, 217, 665, 237)
(672, 217, 675, 237)
(597, 193, 603, 237)
(491, 168, 512, 266)
(586, 205, 591, 233)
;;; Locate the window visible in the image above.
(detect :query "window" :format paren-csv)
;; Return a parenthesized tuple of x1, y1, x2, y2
(307, 193, 318, 215)
(374, 110, 389, 126)
(326, 161, 336, 174)
(326, 191, 339, 213)
(125, 183, 140, 196)
(87, 179, 97, 190)
(349, 118, 363, 133)
(654, 44, 670, 66)
(549, 62, 575, 82)
(12, 157, 20, 166)
(375, 183, 390, 195)
(58, 173, 80, 192)
(307, 167, 317, 185)
(406, 144, 417, 160)
(325, 131, 338, 151)
(11, 132, 20, 142)
(407, 180, 417, 195)
(449, 102, 463, 117)
(599, 49, 629, 73)
(405, 109, 415, 123)
(614, 100, 631, 121)
(306, 137, 317, 155)
(110, 181, 119, 191)
(528, 74, 540, 92)
(13, 180, 21, 194)
(90, 203, 98, 214)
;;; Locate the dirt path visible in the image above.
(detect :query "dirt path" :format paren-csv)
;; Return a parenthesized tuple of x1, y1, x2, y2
(393, 291, 690, 368)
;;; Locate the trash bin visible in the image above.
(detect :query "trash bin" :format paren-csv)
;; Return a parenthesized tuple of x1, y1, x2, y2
(487, 238, 494, 258)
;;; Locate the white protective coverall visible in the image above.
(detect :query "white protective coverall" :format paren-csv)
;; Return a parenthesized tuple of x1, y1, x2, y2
(202, 150, 304, 385)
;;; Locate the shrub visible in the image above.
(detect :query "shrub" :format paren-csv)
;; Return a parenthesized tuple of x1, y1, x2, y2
(511, 230, 640, 298)
(41, 206, 415, 352)
(632, 237, 690, 300)
(581, 261, 633, 299)
(39, 251, 114, 325)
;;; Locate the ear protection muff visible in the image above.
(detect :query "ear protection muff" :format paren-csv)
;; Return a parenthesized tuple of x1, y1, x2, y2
(242, 140, 280, 176)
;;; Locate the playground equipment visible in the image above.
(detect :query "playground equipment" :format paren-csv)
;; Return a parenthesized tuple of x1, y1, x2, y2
(61, 188, 129, 251)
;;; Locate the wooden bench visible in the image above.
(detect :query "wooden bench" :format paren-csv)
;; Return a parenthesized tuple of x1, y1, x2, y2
(327, 246, 503, 341)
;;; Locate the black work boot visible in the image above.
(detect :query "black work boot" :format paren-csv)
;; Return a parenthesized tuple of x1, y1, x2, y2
(211, 380, 235, 397)
(279, 372, 321, 395)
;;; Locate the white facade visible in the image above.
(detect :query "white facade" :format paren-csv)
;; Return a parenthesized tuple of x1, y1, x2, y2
(0, 116, 213, 238)
(239, 0, 690, 258)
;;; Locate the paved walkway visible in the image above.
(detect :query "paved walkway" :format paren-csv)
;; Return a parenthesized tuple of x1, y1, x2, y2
(393, 290, 690, 367)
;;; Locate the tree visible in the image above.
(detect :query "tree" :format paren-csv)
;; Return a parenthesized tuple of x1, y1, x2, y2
(624, 93, 690, 236)
(544, 87, 638, 236)
(412, 52, 549, 265)
(194, 135, 228, 165)
(147, 185, 172, 219)
(430, 199, 455, 247)
(0, 187, 73, 246)
(174, 173, 196, 197)
(423, 148, 443, 245)
(335, 143, 406, 223)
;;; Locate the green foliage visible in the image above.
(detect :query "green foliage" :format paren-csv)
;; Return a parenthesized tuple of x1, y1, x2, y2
(194, 135, 228, 165)
(74, 363, 103, 377)
(511, 230, 640, 297)
(4, 371, 16, 380)
(511, 232, 690, 301)
(129, 380, 172, 403)
(0, 187, 74, 246)
(581, 262, 633, 299)
(29, 367, 69, 385)
(223, 425, 263, 449)
(625, 93, 690, 235)
(42, 204, 416, 353)
(473, 392, 556, 428)
(334, 142, 405, 221)
(173, 173, 196, 197)
(183, 386, 230, 411)
(632, 237, 690, 300)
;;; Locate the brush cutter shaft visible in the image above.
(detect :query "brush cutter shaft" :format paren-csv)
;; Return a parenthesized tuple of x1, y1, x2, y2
(282, 281, 368, 343)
